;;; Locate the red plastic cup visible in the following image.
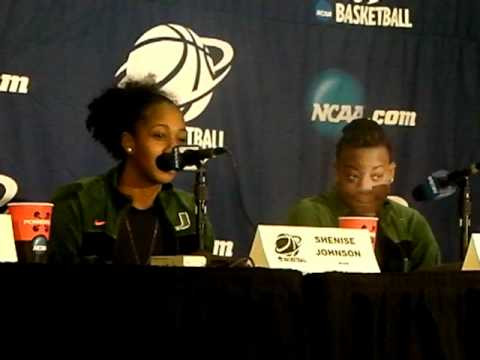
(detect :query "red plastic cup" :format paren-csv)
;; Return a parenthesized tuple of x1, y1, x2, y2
(338, 216, 379, 248)
(7, 202, 54, 241)
(7, 202, 54, 263)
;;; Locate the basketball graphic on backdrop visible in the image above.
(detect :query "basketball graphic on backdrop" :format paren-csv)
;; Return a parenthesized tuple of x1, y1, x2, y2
(115, 24, 234, 122)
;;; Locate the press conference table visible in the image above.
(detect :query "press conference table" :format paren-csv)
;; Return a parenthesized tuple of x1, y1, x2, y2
(1, 264, 479, 359)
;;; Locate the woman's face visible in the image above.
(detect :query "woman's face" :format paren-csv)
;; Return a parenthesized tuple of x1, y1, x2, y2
(335, 146, 396, 216)
(124, 102, 187, 185)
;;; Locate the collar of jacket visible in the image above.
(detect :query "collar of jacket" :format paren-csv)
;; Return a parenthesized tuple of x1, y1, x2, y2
(83, 165, 188, 239)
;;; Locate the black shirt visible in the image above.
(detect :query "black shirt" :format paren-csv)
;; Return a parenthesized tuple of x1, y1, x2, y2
(113, 205, 176, 264)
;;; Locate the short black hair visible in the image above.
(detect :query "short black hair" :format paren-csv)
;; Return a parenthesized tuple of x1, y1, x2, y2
(86, 78, 178, 160)
(336, 118, 393, 160)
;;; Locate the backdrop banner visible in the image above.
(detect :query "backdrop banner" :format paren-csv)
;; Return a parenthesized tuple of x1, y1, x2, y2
(1, 0, 480, 260)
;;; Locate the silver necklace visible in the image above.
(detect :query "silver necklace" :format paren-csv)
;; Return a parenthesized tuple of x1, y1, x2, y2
(125, 216, 159, 265)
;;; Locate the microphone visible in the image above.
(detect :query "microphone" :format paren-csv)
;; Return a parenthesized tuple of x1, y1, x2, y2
(156, 145, 227, 171)
(32, 235, 48, 264)
(412, 170, 457, 201)
(412, 163, 480, 201)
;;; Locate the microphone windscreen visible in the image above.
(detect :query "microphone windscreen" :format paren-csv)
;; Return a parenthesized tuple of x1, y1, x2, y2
(412, 182, 456, 202)
(32, 235, 48, 252)
(156, 152, 176, 171)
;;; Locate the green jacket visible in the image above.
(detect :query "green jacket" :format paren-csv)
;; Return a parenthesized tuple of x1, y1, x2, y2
(287, 190, 441, 272)
(48, 166, 214, 264)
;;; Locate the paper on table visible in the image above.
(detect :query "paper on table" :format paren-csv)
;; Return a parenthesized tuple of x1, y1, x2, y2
(0, 214, 17, 262)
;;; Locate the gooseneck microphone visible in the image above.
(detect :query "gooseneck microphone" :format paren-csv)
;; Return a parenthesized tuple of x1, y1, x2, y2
(156, 145, 227, 171)
(412, 162, 479, 260)
(412, 163, 480, 201)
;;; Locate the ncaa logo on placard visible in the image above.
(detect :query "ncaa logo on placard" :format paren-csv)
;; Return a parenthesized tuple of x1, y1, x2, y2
(275, 233, 302, 257)
(115, 24, 234, 122)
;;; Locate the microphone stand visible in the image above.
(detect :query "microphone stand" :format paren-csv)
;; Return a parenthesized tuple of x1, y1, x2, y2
(458, 176, 472, 259)
(194, 162, 208, 253)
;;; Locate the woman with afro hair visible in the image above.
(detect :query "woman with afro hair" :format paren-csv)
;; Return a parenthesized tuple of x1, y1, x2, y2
(48, 78, 214, 264)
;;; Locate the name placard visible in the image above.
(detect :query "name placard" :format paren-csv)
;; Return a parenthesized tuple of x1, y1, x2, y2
(249, 225, 380, 273)
(462, 234, 480, 271)
(0, 214, 17, 262)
